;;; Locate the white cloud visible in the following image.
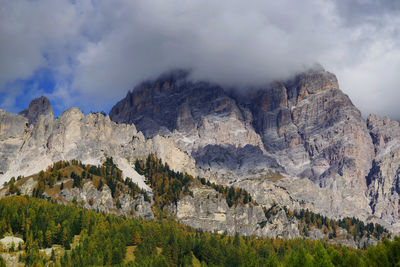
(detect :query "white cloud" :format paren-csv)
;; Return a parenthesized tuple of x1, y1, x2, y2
(0, 0, 81, 86)
(1, 0, 400, 118)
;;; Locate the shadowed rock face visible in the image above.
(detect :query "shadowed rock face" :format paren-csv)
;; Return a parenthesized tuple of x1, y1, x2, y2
(245, 70, 374, 187)
(110, 71, 264, 155)
(366, 114, 400, 226)
(110, 67, 374, 190)
(19, 96, 54, 125)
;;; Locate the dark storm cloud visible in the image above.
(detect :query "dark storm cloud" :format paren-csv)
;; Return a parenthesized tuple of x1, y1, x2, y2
(1, 0, 400, 118)
(336, 0, 400, 25)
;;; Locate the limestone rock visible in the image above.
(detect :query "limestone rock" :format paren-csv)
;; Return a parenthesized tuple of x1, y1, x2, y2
(110, 71, 265, 154)
(167, 184, 300, 238)
(19, 178, 37, 196)
(0, 100, 195, 188)
(0, 110, 27, 175)
(366, 114, 400, 230)
(0, 252, 23, 267)
(19, 96, 54, 125)
(247, 69, 374, 191)
(109, 67, 375, 227)
(3, 66, 400, 239)
(0, 236, 24, 250)
(59, 182, 154, 219)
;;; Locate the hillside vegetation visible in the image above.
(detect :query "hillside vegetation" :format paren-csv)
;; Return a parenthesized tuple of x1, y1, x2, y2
(134, 155, 254, 209)
(0, 156, 395, 266)
(0, 196, 399, 266)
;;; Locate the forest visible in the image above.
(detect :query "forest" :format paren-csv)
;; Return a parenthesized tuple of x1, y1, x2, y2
(134, 155, 254, 210)
(0, 156, 397, 266)
(263, 205, 390, 243)
(0, 196, 400, 266)
(4, 158, 145, 204)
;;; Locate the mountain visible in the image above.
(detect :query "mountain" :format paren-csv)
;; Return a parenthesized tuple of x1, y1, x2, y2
(1, 66, 400, 240)
(0, 103, 194, 187)
(109, 67, 384, 227)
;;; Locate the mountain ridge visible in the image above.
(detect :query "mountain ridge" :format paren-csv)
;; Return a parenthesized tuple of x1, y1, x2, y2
(108, 67, 379, 224)
(1, 66, 400, 237)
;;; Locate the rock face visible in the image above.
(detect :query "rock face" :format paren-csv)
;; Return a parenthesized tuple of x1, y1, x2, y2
(110, 68, 374, 187)
(0, 236, 24, 250)
(0, 98, 195, 188)
(237, 69, 374, 222)
(366, 114, 400, 229)
(19, 96, 54, 125)
(246, 69, 374, 188)
(110, 71, 265, 154)
(59, 181, 154, 220)
(109, 67, 378, 228)
(0, 110, 27, 176)
(167, 183, 301, 239)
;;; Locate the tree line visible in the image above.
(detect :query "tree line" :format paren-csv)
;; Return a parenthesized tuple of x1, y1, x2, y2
(0, 196, 399, 266)
(135, 155, 254, 210)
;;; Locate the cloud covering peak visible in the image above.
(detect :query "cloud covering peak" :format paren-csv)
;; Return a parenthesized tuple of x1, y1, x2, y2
(1, 0, 400, 118)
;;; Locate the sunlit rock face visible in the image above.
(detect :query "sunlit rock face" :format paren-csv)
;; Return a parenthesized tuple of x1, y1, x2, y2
(167, 183, 301, 239)
(0, 97, 195, 189)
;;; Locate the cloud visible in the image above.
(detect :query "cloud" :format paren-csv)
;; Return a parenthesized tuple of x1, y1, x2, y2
(1, 0, 400, 118)
(0, 0, 81, 85)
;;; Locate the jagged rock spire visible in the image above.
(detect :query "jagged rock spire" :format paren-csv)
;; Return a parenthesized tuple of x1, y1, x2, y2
(19, 96, 54, 125)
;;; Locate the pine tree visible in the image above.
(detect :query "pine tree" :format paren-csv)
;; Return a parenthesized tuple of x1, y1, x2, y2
(97, 179, 104, 190)
(313, 242, 334, 267)
(45, 230, 52, 247)
(132, 231, 141, 245)
(50, 249, 56, 262)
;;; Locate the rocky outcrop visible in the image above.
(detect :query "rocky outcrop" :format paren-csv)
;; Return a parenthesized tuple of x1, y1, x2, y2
(0, 236, 24, 250)
(167, 182, 379, 247)
(19, 96, 53, 125)
(110, 68, 374, 189)
(167, 183, 300, 239)
(232, 68, 375, 223)
(110, 71, 265, 154)
(0, 110, 27, 176)
(59, 182, 154, 219)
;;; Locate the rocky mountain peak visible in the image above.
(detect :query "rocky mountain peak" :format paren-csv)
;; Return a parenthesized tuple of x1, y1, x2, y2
(292, 68, 339, 96)
(110, 70, 230, 138)
(19, 96, 54, 125)
(152, 69, 190, 84)
(108, 67, 379, 227)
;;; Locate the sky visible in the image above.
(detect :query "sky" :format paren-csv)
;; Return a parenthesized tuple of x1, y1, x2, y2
(1, 0, 400, 119)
